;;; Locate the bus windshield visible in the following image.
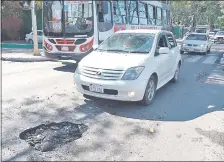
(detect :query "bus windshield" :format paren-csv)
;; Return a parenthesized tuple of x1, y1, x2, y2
(43, 1, 93, 37)
(64, 1, 93, 36)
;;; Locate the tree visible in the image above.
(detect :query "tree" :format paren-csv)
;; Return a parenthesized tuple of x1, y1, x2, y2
(170, 0, 222, 29)
(217, 8, 224, 29)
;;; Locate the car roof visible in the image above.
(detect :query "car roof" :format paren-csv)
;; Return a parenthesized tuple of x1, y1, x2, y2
(116, 29, 172, 35)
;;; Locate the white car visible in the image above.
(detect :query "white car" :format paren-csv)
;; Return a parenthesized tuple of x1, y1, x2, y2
(25, 30, 43, 44)
(74, 30, 182, 106)
(208, 32, 215, 41)
(214, 31, 224, 43)
(180, 33, 212, 55)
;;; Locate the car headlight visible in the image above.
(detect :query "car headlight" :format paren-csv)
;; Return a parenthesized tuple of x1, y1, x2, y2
(121, 66, 144, 80)
(200, 44, 206, 47)
(183, 43, 187, 46)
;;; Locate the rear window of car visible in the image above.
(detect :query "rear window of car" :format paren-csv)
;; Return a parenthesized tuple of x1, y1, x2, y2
(186, 34, 207, 41)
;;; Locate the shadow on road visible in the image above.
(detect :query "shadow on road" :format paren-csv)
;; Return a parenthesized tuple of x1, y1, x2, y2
(86, 80, 224, 122)
(53, 62, 78, 73)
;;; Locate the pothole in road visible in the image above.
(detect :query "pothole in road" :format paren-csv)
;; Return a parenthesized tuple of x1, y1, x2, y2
(195, 71, 210, 82)
(19, 122, 88, 152)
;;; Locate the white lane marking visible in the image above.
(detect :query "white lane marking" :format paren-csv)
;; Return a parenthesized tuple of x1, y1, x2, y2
(185, 55, 203, 63)
(202, 56, 218, 64)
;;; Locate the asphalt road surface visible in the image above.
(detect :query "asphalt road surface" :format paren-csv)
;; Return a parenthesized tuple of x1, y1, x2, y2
(2, 44, 224, 161)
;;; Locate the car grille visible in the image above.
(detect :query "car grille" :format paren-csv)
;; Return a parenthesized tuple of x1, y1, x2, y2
(187, 44, 198, 47)
(82, 66, 125, 80)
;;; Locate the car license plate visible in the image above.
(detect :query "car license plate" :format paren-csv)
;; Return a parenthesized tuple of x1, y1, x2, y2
(189, 48, 194, 52)
(61, 46, 69, 51)
(89, 84, 104, 93)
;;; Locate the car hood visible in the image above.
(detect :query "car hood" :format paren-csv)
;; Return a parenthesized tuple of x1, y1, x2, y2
(79, 51, 148, 70)
(183, 40, 207, 45)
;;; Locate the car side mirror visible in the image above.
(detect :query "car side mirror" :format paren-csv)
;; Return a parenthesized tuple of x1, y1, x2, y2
(158, 47, 169, 54)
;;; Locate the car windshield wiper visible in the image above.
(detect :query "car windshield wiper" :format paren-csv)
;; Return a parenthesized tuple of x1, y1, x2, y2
(104, 49, 130, 53)
(128, 51, 148, 54)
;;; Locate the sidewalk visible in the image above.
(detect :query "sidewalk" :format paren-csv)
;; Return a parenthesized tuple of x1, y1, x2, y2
(1, 49, 54, 62)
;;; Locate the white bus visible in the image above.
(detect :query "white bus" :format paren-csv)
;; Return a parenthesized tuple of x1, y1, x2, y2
(42, 0, 171, 61)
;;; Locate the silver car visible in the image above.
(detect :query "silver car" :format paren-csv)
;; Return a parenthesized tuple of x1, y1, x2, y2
(25, 30, 43, 44)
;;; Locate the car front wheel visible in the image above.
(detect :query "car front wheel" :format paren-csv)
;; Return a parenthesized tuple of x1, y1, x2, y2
(171, 64, 180, 82)
(141, 75, 157, 106)
(207, 47, 211, 53)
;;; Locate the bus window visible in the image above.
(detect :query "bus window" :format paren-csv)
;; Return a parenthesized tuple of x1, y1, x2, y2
(127, 1, 139, 25)
(156, 7, 162, 26)
(97, 1, 113, 32)
(97, 1, 112, 23)
(113, 0, 127, 24)
(162, 9, 167, 25)
(138, 2, 147, 25)
(64, 1, 93, 36)
(43, 1, 63, 36)
(148, 5, 155, 25)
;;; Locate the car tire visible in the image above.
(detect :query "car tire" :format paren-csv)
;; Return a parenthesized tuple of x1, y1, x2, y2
(140, 75, 157, 106)
(28, 39, 33, 44)
(180, 50, 184, 54)
(202, 49, 207, 55)
(171, 63, 180, 83)
(207, 47, 211, 53)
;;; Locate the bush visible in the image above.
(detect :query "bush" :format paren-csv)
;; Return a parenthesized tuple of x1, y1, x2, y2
(2, 16, 23, 40)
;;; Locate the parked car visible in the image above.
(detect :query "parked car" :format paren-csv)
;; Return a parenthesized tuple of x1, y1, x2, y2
(74, 30, 182, 106)
(25, 30, 43, 44)
(180, 33, 212, 55)
(208, 32, 215, 42)
(214, 31, 224, 43)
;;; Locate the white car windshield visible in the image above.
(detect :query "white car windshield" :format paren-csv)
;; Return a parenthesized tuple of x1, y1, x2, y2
(216, 31, 224, 35)
(186, 34, 207, 41)
(97, 33, 155, 54)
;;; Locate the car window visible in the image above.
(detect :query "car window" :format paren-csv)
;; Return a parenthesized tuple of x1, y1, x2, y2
(166, 33, 177, 48)
(186, 34, 207, 41)
(97, 33, 155, 54)
(37, 31, 42, 35)
(157, 34, 168, 48)
(216, 31, 224, 35)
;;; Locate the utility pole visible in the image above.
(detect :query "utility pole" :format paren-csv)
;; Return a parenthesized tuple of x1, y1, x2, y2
(31, 0, 40, 56)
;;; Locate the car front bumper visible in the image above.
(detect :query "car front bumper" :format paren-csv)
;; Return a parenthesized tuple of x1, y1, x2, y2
(214, 38, 224, 42)
(181, 46, 207, 53)
(43, 48, 91, 61)
(74, 73, 148, 101)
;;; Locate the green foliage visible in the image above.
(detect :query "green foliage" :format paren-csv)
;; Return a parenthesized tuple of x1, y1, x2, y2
(217, 8, 224, 29)
(170, 1, 223, 29)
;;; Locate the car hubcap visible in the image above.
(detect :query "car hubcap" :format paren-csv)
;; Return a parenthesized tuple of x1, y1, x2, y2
(147, 80, 155, 101)
(174, 66, 180, 80)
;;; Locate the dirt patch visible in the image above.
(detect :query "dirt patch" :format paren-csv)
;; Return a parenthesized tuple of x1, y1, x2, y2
(19, 122, 88, 152)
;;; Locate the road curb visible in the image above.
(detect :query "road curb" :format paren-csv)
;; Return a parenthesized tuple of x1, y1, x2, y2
(1, 43, 43, 49)
(1, 57, 55, 62)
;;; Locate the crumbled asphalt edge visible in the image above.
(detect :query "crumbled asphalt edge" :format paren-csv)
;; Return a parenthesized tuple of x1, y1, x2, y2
(19, 122, 88, 152)
(1, 57, 55, 62)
